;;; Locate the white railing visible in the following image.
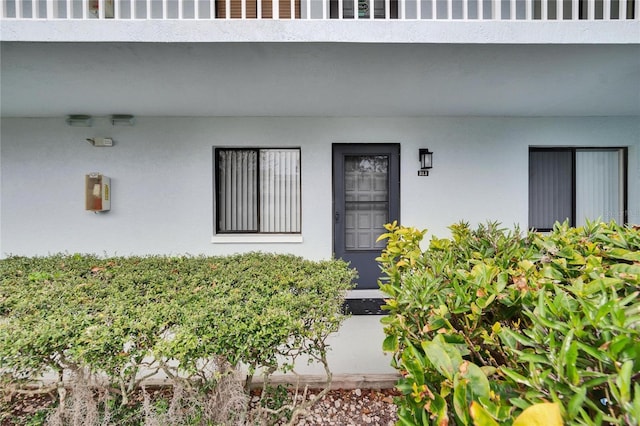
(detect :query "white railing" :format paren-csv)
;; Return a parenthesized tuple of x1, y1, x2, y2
(1, 0, 637, 20)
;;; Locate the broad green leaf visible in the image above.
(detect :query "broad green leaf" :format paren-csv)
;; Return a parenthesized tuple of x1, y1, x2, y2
(558, 329, 575, 381)
(453, 374, 469, 426)
(431, 393, 449, 425)
(615, 360, 633, 404)
(518, 352, 553, 366)
(477, 294, 496, 309)
(422, 340, 455, 381)
(576, 342, 608, 363)
(382, 335, 398, 353)
(500, 367, 533, 387)
(606, 248, 640, 262)
(512, 402, 563, 426)
(460, 362, 491, 400)
(542, 264, 565, 281)
(608, 334, 632, 358)
(565, 341, 579, 386)
(499, 328, 536, 348)
(477, 397, 513, 422)
(434, 334, 464, 369)
(631, 383, 640, 424)
(480, 366, 497, 377)
(584, 277, 624, 295)
(533, 312, 571, 333)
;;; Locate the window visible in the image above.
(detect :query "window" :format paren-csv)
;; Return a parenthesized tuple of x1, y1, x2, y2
(215, 148, 301, 234)
(216, 0, 300, 18)
(529, 147, 627, 231)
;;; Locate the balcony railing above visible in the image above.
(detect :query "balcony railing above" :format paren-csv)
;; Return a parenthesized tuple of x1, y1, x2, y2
(1, 0, 638, 20)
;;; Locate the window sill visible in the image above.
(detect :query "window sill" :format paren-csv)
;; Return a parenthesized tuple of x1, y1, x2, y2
(211, 234, 303, 244)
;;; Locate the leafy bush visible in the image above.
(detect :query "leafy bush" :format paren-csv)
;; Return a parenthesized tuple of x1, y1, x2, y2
(379, 220, 640, 425)
(0, 252, 355, 424)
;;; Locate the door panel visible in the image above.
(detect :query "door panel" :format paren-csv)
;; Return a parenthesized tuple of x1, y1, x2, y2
(333, 144, 400, 289)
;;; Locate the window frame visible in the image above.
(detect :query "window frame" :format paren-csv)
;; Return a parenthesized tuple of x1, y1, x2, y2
(528, 146, 628, 232)
(213, 147, 302, 235)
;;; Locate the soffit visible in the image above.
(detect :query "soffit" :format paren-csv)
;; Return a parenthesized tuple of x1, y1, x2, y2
(1, 42, 639, 117)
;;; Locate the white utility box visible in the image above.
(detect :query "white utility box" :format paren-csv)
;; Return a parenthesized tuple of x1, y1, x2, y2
(85, 173, 111, 212)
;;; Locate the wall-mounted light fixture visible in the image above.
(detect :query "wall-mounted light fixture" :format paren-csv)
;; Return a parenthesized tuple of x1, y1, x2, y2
(66, 115, 93, 127)
(418, 149, 433, 176)
(110, 114, 135, 126)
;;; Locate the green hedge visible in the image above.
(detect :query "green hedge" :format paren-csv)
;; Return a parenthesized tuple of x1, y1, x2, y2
(0, 253, 355, 405)
(379, 221, 640, 426)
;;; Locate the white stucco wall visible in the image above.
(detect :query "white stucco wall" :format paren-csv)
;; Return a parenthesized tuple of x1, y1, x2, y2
(1, 115, 638, 375)
(1, 116, 638, 257)
(2, 19, 639, 44)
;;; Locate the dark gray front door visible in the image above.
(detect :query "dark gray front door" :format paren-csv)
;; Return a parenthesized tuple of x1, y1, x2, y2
(333, 144, 400, 289)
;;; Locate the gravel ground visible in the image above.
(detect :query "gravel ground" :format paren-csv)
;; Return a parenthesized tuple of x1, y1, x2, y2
(2, 387, 399, 425)
(252, 388, 399, 426)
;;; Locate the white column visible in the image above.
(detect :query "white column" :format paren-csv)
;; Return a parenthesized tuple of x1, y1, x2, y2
(46, 0, 57, 18)
(603, 0, 610, 19)
(619, 0, 627, 19)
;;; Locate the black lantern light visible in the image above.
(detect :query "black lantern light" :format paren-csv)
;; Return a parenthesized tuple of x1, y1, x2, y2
(418, 149, 433, 176)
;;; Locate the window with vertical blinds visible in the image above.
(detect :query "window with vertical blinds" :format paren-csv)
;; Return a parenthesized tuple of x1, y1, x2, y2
(529, 147, 627, 231)
(215, 148, 301, 234)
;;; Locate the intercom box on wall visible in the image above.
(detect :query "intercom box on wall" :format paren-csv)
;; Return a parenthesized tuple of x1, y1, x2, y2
(85, 173, 110, 212)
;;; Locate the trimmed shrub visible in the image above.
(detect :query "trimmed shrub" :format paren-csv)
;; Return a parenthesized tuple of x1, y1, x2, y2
(379, 220, 640, 426)
(0, 252, 355, 424)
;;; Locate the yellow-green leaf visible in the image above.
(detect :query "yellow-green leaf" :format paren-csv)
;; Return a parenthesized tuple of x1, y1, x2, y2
(512, 403, 563, 426)
(470, 401, 499, 426)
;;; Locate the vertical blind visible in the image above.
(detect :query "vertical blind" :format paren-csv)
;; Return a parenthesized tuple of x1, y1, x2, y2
(575, 149, 624, 226)
(218, 150, 258, 232)
(260, 149, 301, 233)
(529, 149, 573, 230)
(217, 148, 301, 233)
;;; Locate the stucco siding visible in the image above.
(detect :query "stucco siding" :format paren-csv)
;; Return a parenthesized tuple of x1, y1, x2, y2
(1, 116, 638, 257)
